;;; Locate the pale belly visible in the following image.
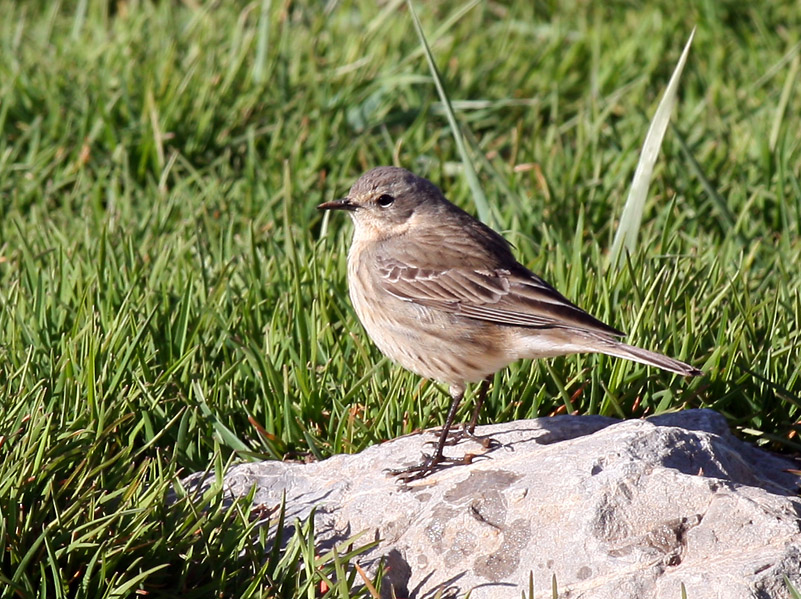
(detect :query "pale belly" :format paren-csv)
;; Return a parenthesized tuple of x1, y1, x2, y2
(347, 259, 511, 386)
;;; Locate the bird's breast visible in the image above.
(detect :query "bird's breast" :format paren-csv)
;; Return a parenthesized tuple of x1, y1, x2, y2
(345, 242, 512, 385)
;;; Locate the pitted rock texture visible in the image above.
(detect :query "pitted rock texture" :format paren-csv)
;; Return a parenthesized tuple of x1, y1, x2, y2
(183, 410, 801, 598)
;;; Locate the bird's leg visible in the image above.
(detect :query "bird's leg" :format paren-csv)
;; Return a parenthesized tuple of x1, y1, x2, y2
(440, 376, 499, 449)
(466, 375, 492, 434)
(389, 384, 465, 482)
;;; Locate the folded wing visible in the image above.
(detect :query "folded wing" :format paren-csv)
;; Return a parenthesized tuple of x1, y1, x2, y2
(376, 257, 624, 337)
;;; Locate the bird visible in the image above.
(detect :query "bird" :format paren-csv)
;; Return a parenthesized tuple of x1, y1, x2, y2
(318, 166, 701, 481)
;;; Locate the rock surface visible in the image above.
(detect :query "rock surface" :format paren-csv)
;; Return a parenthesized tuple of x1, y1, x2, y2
(183, 409, 801, 598)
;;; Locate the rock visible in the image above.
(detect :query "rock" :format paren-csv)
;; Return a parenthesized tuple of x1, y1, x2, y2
(182, 409, 801, 598)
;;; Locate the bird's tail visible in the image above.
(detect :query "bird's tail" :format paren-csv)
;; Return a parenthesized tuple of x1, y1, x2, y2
(591, 336, 701, 377)
(515, 328, 702, 377)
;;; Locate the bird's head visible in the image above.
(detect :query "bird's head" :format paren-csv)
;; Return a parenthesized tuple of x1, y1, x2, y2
(318, 166, 447, 241)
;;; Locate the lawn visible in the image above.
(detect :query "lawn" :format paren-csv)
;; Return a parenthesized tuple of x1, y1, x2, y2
(0, 0, 799, 597)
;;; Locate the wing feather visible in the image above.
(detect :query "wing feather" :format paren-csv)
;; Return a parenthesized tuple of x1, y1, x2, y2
(376, 256, 623, 337)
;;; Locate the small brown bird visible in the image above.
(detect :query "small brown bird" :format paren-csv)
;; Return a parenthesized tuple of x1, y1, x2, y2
(318, 166, 701, 480)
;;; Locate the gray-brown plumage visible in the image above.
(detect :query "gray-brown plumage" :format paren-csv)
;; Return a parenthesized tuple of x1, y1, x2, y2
(318, 166, 701, 480)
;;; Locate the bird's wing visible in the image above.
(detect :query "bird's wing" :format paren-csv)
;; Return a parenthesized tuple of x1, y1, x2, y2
(376, 257, 624, 337)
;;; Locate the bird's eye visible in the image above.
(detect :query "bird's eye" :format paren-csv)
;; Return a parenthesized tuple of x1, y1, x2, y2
(376, 194, 395, 207)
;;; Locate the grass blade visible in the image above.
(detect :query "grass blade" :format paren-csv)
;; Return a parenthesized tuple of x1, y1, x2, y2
(609, 28, 695, 269)
(770, 54, 799, 152)
(406, 0, 496, 227)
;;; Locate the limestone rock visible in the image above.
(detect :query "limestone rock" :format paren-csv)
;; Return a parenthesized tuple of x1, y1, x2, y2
(183, 409, 801, 598)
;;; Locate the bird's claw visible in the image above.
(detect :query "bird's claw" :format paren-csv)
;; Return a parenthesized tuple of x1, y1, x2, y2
(385, 452, 440, 482)
(385, 450, 486, 482)
(425, 423, 500, 449)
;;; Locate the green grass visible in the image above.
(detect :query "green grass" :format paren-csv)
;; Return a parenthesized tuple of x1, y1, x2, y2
(1, 0, 800, 596)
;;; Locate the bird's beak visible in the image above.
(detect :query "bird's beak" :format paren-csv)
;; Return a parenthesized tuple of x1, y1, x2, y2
(317, 198, 358, 211)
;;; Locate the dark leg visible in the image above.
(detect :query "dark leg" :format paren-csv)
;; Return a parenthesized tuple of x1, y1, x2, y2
(439, 375, 496, 447)
(389, 384, 465, 482)
(429, 385, 464, 463)
(466, 376, 492, 434)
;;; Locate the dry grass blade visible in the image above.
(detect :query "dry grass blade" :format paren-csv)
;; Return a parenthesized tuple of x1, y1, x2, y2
(609, 28, 696, 270)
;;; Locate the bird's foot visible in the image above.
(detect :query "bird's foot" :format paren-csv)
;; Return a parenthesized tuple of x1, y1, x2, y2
(386, 451, 477, 483)
(386, 452, 441, 482)
(430, 423, 500, 450)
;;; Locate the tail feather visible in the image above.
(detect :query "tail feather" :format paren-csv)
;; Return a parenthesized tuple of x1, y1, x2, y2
(515, 328, 702, 377)
(596, 338, 701, 377)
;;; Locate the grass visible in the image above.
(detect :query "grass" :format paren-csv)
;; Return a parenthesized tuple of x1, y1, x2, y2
(1, 0, 800, 596)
